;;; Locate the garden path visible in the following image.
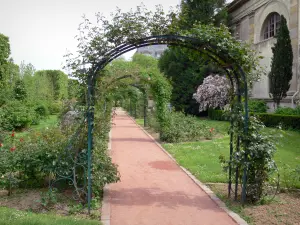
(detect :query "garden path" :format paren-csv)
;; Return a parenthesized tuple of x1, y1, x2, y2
(104, 109, 236, 225)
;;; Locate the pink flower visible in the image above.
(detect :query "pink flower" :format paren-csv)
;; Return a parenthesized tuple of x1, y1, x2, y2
(209, 128, 215, 133)
(10, 146, 16, 152)
(0, 143, 3, 148)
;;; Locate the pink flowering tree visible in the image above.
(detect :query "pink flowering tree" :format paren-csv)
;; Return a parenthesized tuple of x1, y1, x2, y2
(193, 75, 231, 112)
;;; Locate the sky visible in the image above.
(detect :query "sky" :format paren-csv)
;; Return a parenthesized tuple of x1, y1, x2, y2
(0, 0, 232, 71)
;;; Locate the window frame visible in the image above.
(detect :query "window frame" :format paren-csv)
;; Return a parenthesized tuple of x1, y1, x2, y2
(262, 13, 281, 40)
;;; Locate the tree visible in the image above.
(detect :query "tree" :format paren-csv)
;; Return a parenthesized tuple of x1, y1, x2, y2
(14, 80, 27, 101)
(193, 75, 230, 112)
(158, 0, 227, 115)
(159, 48, 222, 114)
(0, 33, 10, 86)
(176, 0, 227, 30)
(34, 70, 69, 101)
(269, 15, 293, 108)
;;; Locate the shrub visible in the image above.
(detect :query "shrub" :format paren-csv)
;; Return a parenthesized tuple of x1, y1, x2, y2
(93, 103, 120, 196)
(0, 127, 71, 192)
(248, 99, 268, 113)
(208, 109, 227, 121)
(35, 103, 50, 118)
(256, 113, 300, 130)
(274, 106, 300, 116)
(159, 111, 213, 143)
(208, 109, 300, 130)
(147, 112, 161, 132)
(48, 101, 62, 114)
(274, 107, 296, 115)
(0, 101, 35, 130)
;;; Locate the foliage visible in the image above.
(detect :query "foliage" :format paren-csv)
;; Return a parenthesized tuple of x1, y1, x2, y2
(0, 207, 100, 225)
(280, 165, 300, 190)
(248, 99, 268, 113)
(101, 54, 172, 135)
(193, 75, 230, 112)
(66, 4, 265, 204)
(175, 0, 227, 30)
(34, 103, 50, 119)
(241, 117, 277, 202)
(34, 70, 69, 101)
(269, 16, 293, 107)
(164, 119, 300, 189)
(148, 111, 214, 143)
(222, 103, 278, 203)
(0, 33, 11, 88)
(158, 48, 222, 115)
(39, 189, 58, 208)
(67, 79, 80, 99)
(0, 127, 70, 192)
(0, 101, 36, 130)
(208, 109, 227, 121)
(92, 89, 121, 196)
(158, 0, 227, 115)
(209, 108, 300, 130)
(256, 113, 300, 130)
(48, 101, 62, 115)
(13, 80, 27, 101)
(274, 106, 300, 115)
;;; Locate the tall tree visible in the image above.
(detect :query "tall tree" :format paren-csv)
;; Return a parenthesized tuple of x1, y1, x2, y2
(0, 34, 10, 86)
(159, 0, 227, 115)
(269, 15, 293, 108)
(176, 0, 227, 29)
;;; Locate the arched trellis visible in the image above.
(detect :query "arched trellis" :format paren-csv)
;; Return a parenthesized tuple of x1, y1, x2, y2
(103, 74, 149, 126)
(84, 35, 250, 212)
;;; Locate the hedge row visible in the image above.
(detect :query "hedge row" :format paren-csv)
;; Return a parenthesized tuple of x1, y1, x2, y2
(208, 109, 300, 130)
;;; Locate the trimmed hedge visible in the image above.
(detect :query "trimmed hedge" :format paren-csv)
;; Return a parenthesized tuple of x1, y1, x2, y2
(208, 109, 228, 121)
(208, 109, 300, 130)
(255, 113, 300, 130)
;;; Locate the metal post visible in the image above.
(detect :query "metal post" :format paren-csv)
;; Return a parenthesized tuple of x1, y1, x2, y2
(239, 67, 249, 205)
(129, 98, 132, 116)
(228, 127, 233, 198)
(144, 93, 148, 127)
(87, 76, 94, 214)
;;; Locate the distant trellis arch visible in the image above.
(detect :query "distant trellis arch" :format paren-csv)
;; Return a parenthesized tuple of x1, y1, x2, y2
(83, 35, 250, 212)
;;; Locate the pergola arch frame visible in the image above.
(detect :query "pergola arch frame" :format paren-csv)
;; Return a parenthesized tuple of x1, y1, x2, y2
(84, 34, 250, 212)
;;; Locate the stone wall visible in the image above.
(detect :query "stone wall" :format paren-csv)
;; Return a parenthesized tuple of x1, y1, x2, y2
(229, 0, 299, 106)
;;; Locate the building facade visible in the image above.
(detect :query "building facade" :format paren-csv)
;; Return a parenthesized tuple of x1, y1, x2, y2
(136, 45, 168, 59)
(228, 0, 300, 108)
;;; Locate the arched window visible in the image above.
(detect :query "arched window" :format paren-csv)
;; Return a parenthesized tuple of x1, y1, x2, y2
(262, 13, 281, 40)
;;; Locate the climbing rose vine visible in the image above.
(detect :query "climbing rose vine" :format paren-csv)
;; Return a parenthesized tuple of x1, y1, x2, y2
(193, 75, 230, 112)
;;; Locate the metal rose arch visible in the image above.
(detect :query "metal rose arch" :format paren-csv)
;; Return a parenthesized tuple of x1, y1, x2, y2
(85, 35, 250, 212)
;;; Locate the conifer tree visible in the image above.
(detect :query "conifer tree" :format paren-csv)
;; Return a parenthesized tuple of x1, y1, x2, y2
(269, 15, 293, 107)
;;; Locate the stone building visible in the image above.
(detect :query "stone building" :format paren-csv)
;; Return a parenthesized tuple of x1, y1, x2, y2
(228, 0, 300, 109)
(136, 45, 168, 59)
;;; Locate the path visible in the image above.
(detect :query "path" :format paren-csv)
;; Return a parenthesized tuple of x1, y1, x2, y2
(105, 109, 237, 225)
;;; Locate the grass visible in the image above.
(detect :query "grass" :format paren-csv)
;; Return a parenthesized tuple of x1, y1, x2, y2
(16, 115, 58, 138)
(136, 118, 144, 127)
(159, 119, 300, 187)
(0, 207, 100, 225)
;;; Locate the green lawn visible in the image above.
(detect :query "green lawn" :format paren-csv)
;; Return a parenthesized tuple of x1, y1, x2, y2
(16, 115, 58, 138)
(160, 120, 300, 187)
(0, 207, 100, 225)
(136, 118, 144, 127)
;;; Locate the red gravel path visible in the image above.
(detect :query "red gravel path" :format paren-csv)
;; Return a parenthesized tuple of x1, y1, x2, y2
(107, 110, 237, 225)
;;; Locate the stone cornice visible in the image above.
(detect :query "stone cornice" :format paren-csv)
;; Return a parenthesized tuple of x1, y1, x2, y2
(229, 0, 271, 24)
(227, 0, 250, 13)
